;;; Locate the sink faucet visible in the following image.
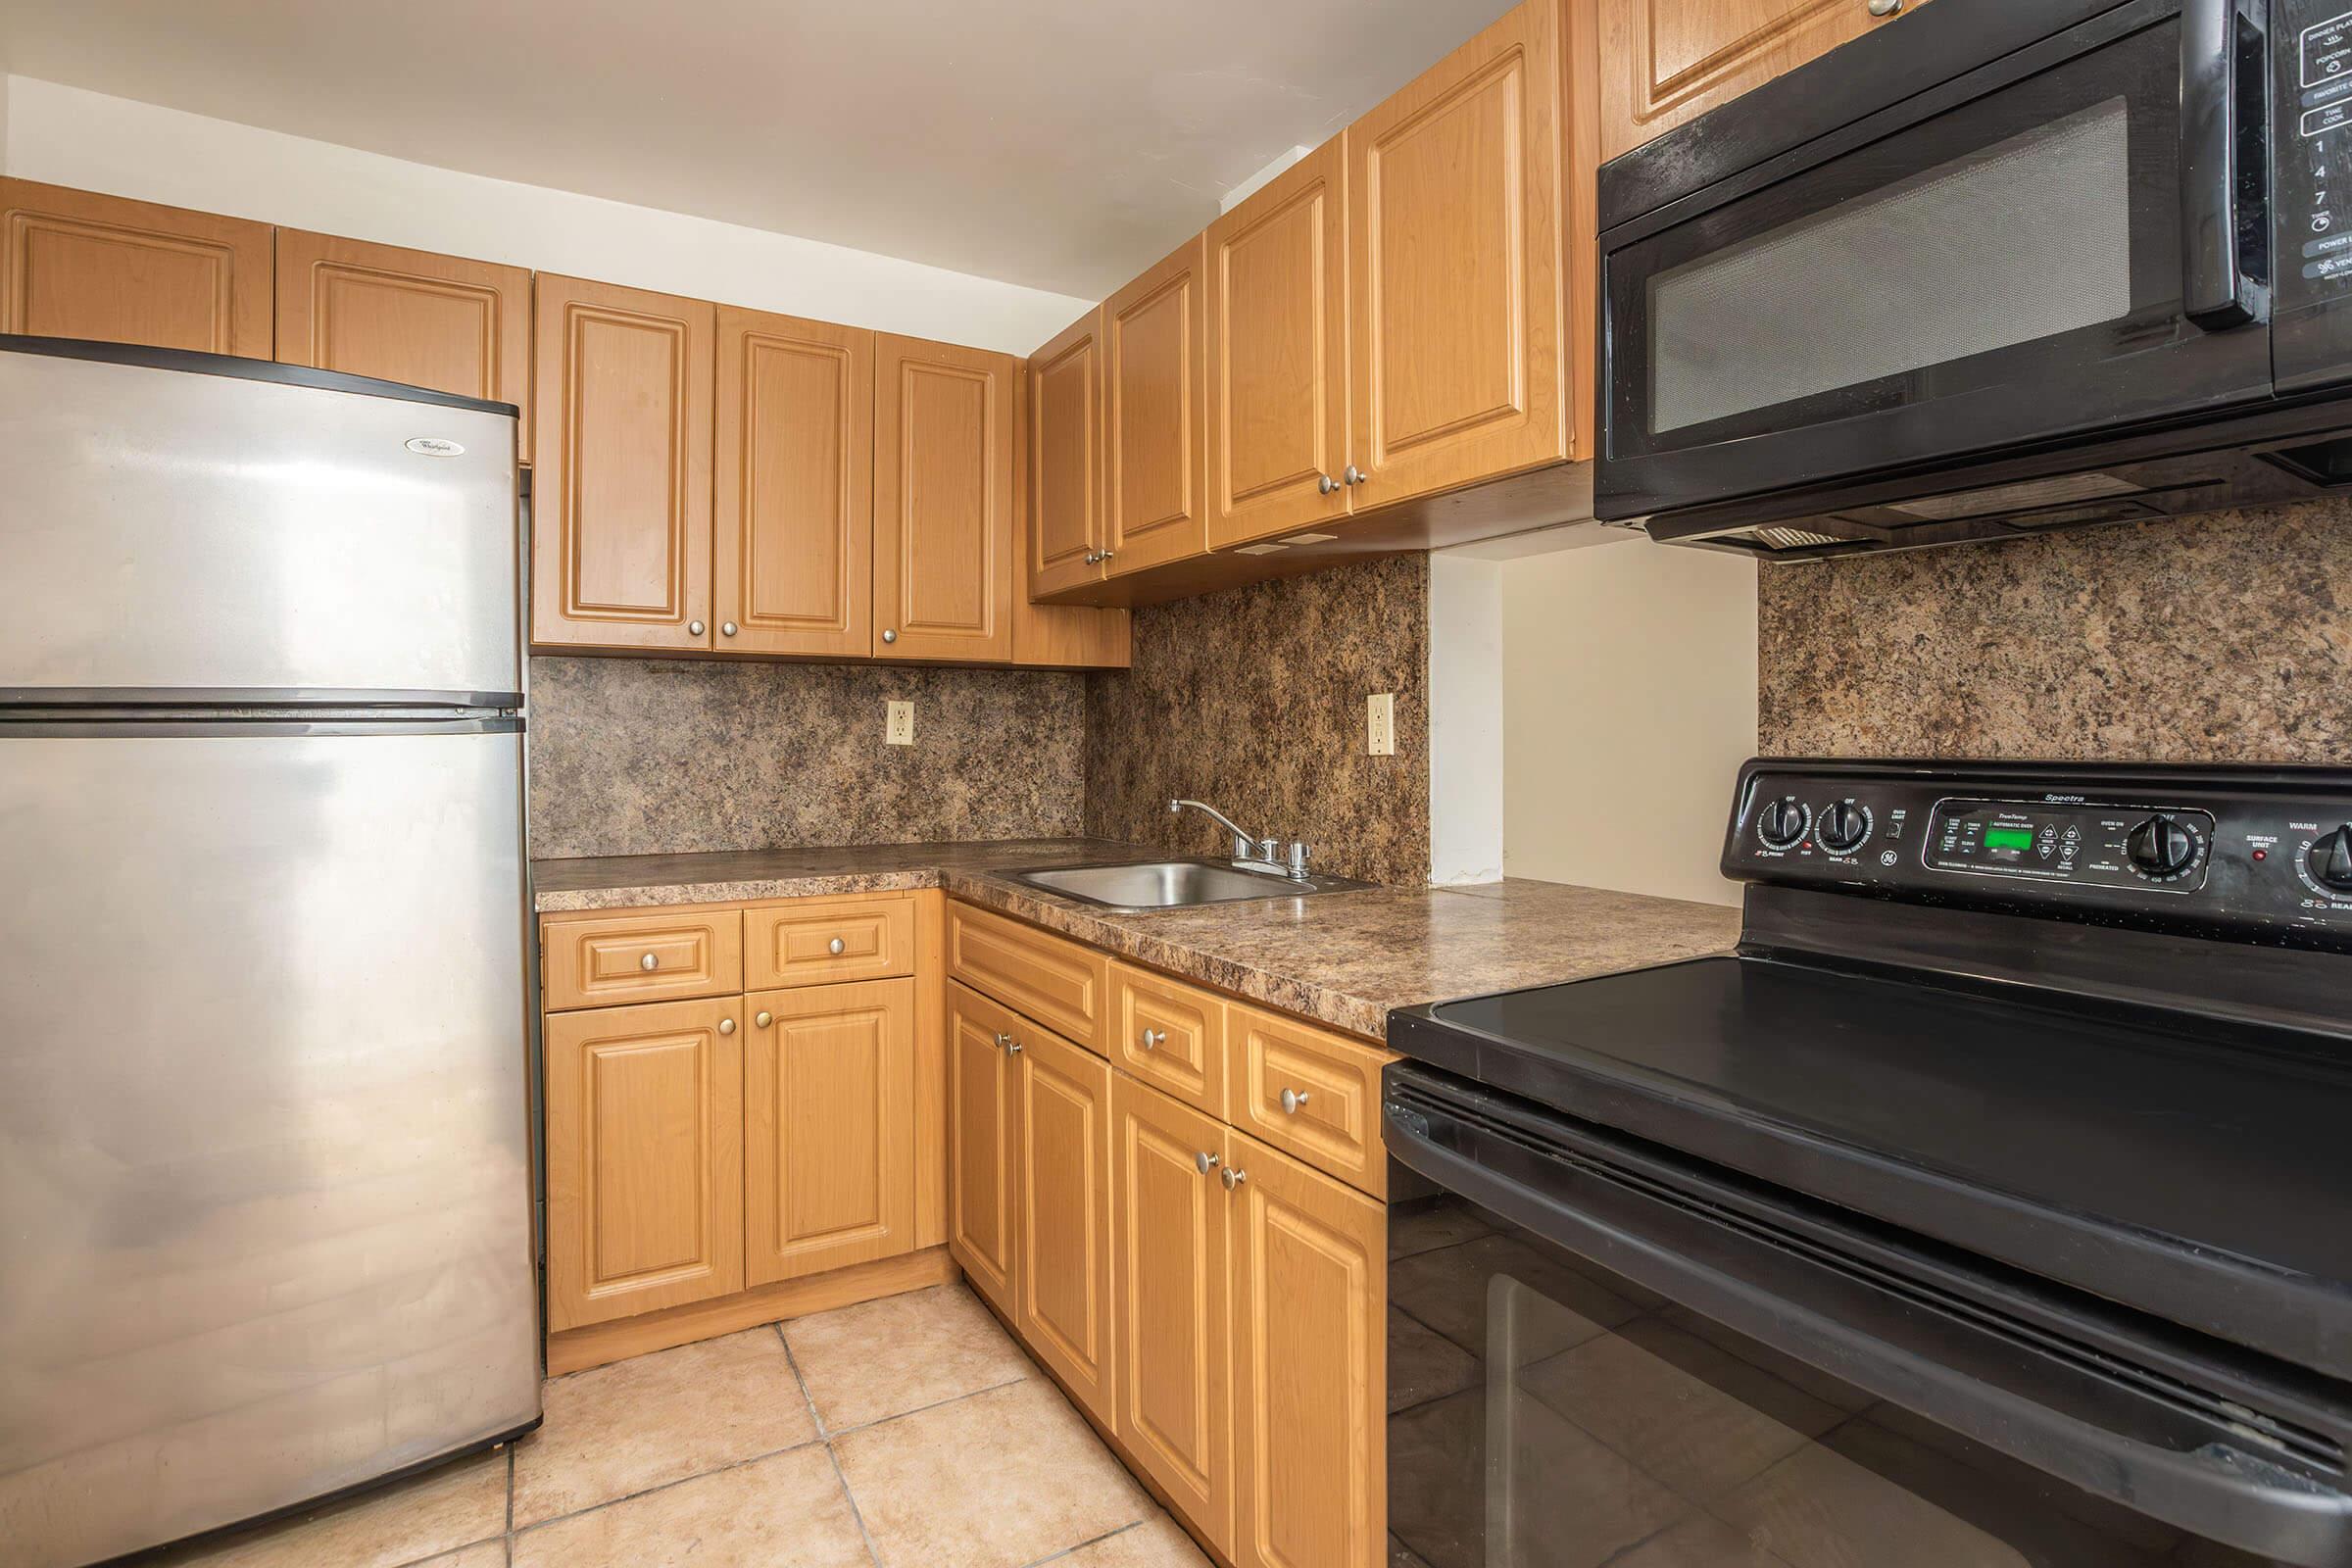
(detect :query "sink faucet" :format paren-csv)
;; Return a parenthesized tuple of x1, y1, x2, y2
(1167, 799, 1313, 881)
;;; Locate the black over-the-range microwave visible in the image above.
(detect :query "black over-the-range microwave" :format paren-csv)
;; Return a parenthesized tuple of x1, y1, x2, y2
(1597, 0, 2352, 559)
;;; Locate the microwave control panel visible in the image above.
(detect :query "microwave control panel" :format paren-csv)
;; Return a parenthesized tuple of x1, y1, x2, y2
(2279, 0, 2352, 387)
(1722, 761, 2352, 945)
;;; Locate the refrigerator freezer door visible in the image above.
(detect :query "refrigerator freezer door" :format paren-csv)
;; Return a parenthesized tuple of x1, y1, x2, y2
(0, 723, 539, 1567)
(0, 347, 520, 701)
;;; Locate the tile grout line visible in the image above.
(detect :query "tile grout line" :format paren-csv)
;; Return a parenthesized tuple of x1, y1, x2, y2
(507, 1435, 828, 1541)
(1013, 1517, 1152, 1568)
(778, 1323, 888, 1568)
(823, 1371, 1031, 1440)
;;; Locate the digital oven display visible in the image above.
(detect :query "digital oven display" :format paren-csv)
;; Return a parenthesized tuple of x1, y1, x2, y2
(1925, 798, 2213, 892)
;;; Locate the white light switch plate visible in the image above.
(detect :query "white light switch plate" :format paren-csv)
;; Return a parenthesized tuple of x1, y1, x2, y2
(1366, 692, 1396, 756)
(886, 701, 914, 746)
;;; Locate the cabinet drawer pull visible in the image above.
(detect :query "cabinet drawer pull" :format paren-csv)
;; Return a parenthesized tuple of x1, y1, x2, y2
(1221, 1165, 1248, 1191)
(755, 1010, 772, 1028)
(828, 937, 846, 956)
(1317, 473, 1337, 495)
(995, 1031, 1015, 1051)
(1279, 1087, 1311, 1115)
(717, 1016, 736, 1035)
(882, 628, 898, 644)
(640, 953, 659, 972)
(1195, 1150, 1219, 1175)
(1868, 0, 1902, 13)
(1141, 1027, 1166, 1051)
(689, 619, 706, 636)
(721, 620, 738, 637)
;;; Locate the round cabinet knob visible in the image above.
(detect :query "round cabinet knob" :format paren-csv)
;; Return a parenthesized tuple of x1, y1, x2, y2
(640, 953, 659, 971)
(689, 619, 706, 636)
(1006, 1039, 1023, 1054)
(828, 937, 846, 956)
(1221, 1166, 1249, 1191)
(755, 1010, 773, 1028)
(1818, 801, 1871, 856)
(2126, 814, 2198, 877)
(1141, 1028, 1166, 1052)
(2307, 825, 2352, 891)
(994, 1031, 1015, 1051)
(1195, 1150, 1220, 1175)
(717, 1017, 736, 1035)
(1317, 473, 1338, 495)
(1343, 464, 1365, 486)
(1868, 0, 1903, 15)
(721, 621, 738, 637)
(1756, 798, 1810, 851)
(1279, 1087, 1311, 1115)
(881, 628, 898, 644)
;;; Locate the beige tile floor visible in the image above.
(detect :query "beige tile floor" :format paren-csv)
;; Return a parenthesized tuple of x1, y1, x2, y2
(151, 1283, 1212, 1568)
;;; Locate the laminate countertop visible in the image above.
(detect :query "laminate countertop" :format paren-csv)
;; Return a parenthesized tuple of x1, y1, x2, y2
(532, 840, 1742, 1041)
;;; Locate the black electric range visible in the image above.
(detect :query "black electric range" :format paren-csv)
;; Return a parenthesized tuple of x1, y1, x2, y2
(1383, 760, 2352, 1568)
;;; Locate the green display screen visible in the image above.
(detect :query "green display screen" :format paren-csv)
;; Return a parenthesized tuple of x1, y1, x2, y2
(1984, 826, 2036, 852)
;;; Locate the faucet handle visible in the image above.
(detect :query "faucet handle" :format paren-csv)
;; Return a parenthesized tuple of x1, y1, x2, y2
(1255, 837, 1282, 864)
(1287, 841, 1312, 878)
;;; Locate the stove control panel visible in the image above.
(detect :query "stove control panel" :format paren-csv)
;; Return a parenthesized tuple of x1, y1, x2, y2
(1723, 760, 2352, 945)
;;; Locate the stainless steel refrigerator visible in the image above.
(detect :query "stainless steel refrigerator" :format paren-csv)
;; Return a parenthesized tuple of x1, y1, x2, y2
(0, 336, 541, 1566)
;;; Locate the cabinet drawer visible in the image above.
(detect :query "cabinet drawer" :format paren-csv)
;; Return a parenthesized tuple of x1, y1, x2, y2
(947, 901, 1108, 1051)
(542, 907, 744, 1011)
(1108, 962, 1226, 1118)
(1227, 1004, 1394, 1199)
(745, 895, 915, 989)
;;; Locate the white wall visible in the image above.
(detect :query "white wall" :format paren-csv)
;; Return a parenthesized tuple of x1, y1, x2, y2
(1, 76, 1092, 356)
(1428, 554, 1505, 884)
(1496, 535, 1757, 906)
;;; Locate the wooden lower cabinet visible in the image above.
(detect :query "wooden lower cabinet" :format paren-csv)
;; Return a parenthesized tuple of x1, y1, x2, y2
(947, 980, 1023, 1315)
(1227, 1131, 1386, 1568)
(1113, 1073, 1234, 1555)
(744, 977, 916, 1285)
(544, 995, 746, 1331)
(1013, 1025, 1117, 1427)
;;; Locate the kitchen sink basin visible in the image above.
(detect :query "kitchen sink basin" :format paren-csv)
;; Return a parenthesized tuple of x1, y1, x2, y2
(1010, 859, 1372, 911)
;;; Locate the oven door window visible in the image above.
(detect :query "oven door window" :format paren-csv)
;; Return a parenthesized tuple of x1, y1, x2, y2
(1601, 6, 2272, 500)
(1387, 1190, 2297, 1568)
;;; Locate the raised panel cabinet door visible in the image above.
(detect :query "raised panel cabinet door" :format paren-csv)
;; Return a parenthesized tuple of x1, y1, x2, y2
(1598, 0, 1930, 161)
(1205, 139, 1349, 550)
(1103, 237, 1208, 575)
(274, 228, 533, 458)
(1348, 0, 1566, 511)
(1227, 1132, 1386, 1568)
(1026, 309, 1107, 598)
(1012, 1024, 1116, 1427)
(1113, 1073, 1233, 1555)
(531, 273, 715, 652)
(947, 980, 1023, 1315)
(873, 334, 1016, 662)
(744, 978, 916, 1285)
(544, 995, 745, 1331)
(715, 307, 875, 657)
(1, 177, 272, 357)
(1012, 359, 1132, 665)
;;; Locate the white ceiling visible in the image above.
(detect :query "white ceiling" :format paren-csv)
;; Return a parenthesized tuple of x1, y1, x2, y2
(0, 0, 1517, 298)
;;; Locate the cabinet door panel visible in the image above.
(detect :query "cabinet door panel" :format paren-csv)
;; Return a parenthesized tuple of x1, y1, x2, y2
(545, 996, 744, 1330)
(715, 307, 874, 657)
(1348, 0, 1565, 510)
(1, 178, 272, 358)
(873, 335, 1016, 662)
(1205, 141, 1349, 549)
(1228, 1133, 1385, 1568)
(1027, 309, 1106, 598)
(1598, 0, 1929, 160)
(274, 229, 532, 458)
(745, 978, 915, 1285)
(1108, 962, 1227, 1118)
(1104, 239, 1207, 574)
(1113, 1074, 1231, 1554)
(1014, 1026, 1115, 1426)
(947, 981, 1022, 1315)
(531, 274, 714, 651)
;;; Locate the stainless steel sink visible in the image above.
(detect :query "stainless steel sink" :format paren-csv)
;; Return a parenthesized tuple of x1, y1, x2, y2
(1010, 858, 1372, 911)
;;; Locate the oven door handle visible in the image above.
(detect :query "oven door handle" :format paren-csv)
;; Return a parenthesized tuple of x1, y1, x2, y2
(1384, 1082, 2352, 1568)
(2180, 0, 2269, 330)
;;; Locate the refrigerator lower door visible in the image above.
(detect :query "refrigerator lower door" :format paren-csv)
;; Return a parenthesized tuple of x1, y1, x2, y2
(0, 346, 520, 702)
(0, 721, 540, 1567)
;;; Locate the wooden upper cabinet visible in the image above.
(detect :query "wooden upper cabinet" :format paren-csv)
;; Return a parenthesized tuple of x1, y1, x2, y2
(715, 307, 875, 658)
(1348, 0, 1567, 511)
(948, 980, 1023, 1316)
(531, 274, 715, 652)
(1028, 309, 1107, 598)
(1013, 1024, 1117, 1428)
(1102, 238, 1207, 575)
(1, 178, 272, 358)
(544, 996, 745, 1331)
(1227, 1132, 1386, 1568)
(1598, 0, 1929, 161)
(743, 978, 916, 1286)
(873, 334, 1016, 662)
(1205, 139, 1349, 550)
(274, 229, 533, 458)
(1012, 358, 1133, 668)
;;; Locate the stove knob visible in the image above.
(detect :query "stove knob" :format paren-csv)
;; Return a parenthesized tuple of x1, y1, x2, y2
(2309, 825, 2352, 891)
(2126, 814, 2196, 877)
(1757, 798, 1809, 850)
(1818, 801, 1869, 854)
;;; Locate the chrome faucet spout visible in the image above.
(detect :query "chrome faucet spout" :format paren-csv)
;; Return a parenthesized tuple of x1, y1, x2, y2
(1168, 800, 1313, 882)
(1168, 799, 1262, 862)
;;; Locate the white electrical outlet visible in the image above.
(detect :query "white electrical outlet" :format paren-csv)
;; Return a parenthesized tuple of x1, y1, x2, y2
(886, 701, 915, 746)
(1366, 692, 1396, 757)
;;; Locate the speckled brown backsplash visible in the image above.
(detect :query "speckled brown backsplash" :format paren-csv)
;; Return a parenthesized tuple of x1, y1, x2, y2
(1758, 501, 2352, 761)
(529, 657, 1085, 858)
(1082, 555, 1432, 885)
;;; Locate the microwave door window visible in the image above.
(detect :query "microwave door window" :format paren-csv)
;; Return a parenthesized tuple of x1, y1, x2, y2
(1647, 97, 2134, 438)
